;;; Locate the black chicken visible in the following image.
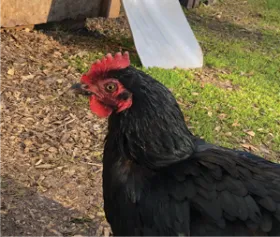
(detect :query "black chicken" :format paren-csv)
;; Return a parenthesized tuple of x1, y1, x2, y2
(72, 52, 280, 236)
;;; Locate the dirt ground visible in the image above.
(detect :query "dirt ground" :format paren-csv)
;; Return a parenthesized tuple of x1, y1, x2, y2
(0, 16, 133, 236)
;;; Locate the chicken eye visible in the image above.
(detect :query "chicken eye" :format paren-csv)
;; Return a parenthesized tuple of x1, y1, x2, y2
(105, 83, 117, 93)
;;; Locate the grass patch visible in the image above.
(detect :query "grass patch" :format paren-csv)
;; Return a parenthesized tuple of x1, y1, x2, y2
(69, 0, 280, 159)
(248, 0, 280, 28)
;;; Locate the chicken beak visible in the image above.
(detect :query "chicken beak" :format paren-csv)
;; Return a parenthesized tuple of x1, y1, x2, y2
(71, 83, 93, 96)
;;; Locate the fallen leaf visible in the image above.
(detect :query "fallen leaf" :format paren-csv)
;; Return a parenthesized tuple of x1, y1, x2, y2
(246, 131, 255, 137)
(7, 67, 15, 75)
(38, 94, 46, 100)
(48, 229, 62, 236)
(48, 147, 58, 153)
(61, 133, 70, 143)
(225, 132, 232, 137)
(21, 74, 35, 80)
(241, 144, 259, 152)
(259, 146, 270, 154)
(35, 159, 43, 166)
(216, 14, 222, 19)
(57, 79, 63, 84)
(35, 164, 55, 169)
(92, 151, 103, 157)
(232, 120, 240, 127)
(23, 139, 33, 147)
(0, 103, 5, 111)
(218, 113, 227, 120)
(53, 51, 62, 57)
(268, 133, 274, 138)
(215, 126, 221, 132)
(13, 91, 21, 100)
(208, 111, 213, 117)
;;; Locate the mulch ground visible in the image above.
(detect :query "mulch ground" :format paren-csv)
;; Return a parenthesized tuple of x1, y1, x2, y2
(0, 16, 130, 236)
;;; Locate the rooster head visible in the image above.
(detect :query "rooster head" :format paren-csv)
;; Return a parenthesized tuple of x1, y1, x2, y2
(71, 52, 132, 117)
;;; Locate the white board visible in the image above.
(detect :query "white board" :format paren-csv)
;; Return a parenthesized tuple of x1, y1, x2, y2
(122, 0, 203, 69)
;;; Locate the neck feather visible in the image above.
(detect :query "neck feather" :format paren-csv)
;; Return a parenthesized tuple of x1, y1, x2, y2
(106, 67, 194, 169)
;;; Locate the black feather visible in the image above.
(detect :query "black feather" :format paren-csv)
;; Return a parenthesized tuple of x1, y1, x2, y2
(220, 190, 240, 218)
(257, 196, 277, 212)
(90, 66, 280, 236)
(244, 195, 262, 223)
(244, 179, 268, 197)
(260, 212, 272, 232)
(223, 176, 248, 196)
(183, 179, 197, 199)
(233, 195, 249, 221)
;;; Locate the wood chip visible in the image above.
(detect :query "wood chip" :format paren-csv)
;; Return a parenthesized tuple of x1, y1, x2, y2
(7, 67, 15, 75)
(35, 164, 55, 169)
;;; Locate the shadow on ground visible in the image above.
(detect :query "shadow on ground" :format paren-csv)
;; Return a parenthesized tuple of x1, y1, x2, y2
(1, 175, 108, 236)
(35, 9, 279, 65)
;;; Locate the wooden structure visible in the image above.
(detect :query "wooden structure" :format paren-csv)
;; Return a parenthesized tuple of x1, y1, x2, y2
(180, 0, 200, 9)
(0, 0, 121, 28)
(180, 0, 216, 9)
(100, 0, 121, 18)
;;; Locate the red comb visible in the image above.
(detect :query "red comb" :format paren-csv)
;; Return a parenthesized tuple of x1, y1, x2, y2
(82, 52, 130, 83)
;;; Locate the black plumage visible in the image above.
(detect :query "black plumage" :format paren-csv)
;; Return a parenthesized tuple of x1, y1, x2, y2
(89, 66, 280, 236)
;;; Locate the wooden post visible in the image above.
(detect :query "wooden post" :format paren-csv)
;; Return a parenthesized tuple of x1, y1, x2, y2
(100, 0, 121, 18)
(187, 0, 195, 9)
(180, 0, 201, 9)
(193, 0, 200, 8)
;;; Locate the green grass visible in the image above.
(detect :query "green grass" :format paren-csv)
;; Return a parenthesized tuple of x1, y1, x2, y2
(69, 0, 280, 159)
(248, 0, 280, 29)
(267, 0, 280, 8)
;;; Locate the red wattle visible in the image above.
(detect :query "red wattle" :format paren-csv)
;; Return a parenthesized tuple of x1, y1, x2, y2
(89, 96, 112, 118)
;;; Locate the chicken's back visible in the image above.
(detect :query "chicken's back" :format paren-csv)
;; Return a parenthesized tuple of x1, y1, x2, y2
(103, 140, 280, 236)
